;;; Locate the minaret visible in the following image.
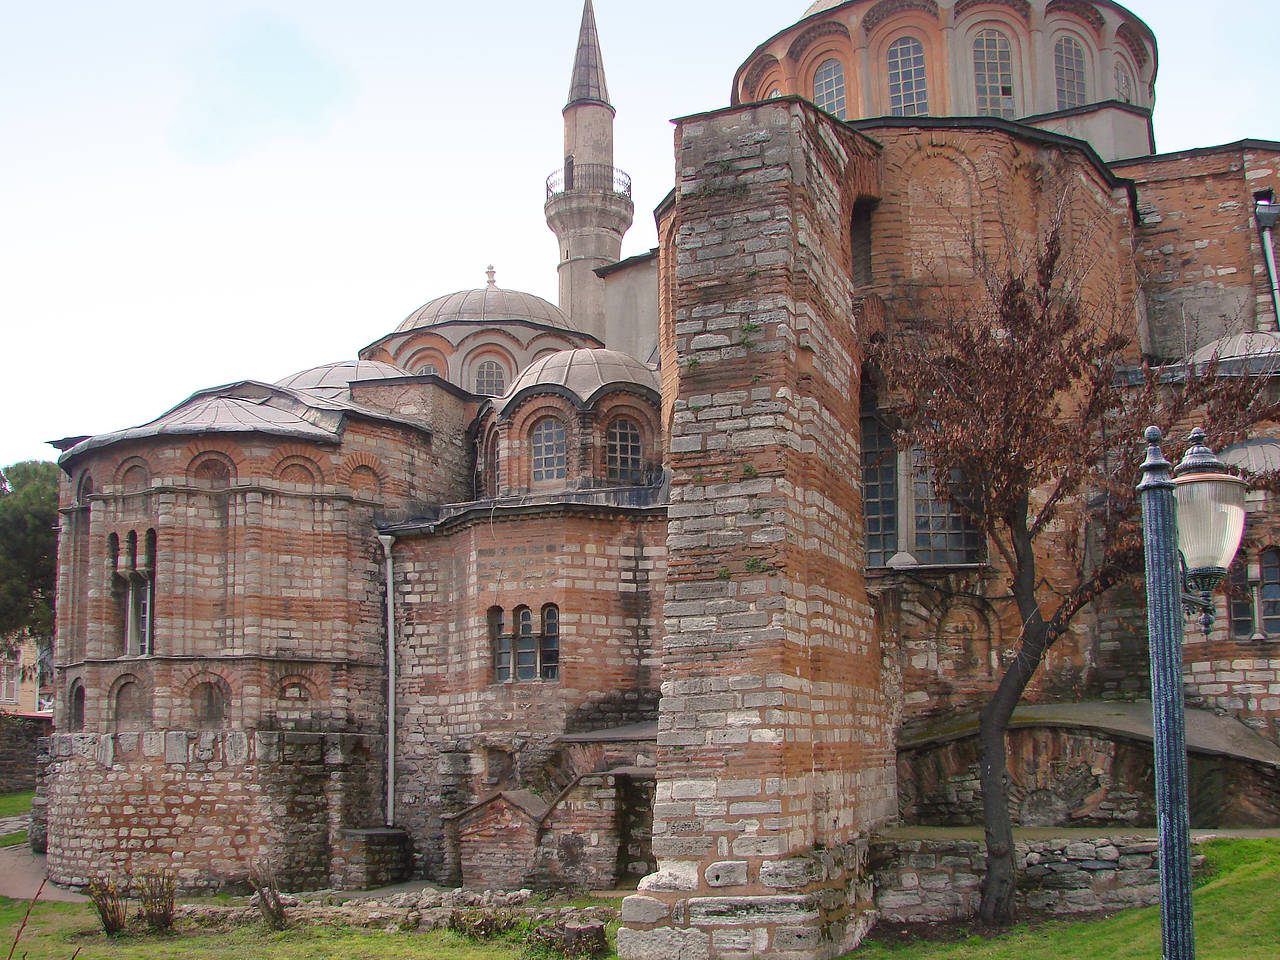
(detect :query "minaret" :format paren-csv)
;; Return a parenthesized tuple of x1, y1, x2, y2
(544, 0, 634, 344)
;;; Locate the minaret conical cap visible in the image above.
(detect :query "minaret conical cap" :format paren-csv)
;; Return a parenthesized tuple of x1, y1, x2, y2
(567, 0, 610, 107)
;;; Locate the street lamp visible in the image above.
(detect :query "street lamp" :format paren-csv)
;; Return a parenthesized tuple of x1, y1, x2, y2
(1138, 426, 1247, 960)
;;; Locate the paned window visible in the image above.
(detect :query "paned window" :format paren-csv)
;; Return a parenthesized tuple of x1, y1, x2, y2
(812, 58, 847, 120)
(887, 37, 929, 116)
(1262, 549, 1280, 636)
(1113, 61, 1134, 103)
(531, 418, 568, 483)
(540, 605, 560, 681)
(418, 364, 439, 377)
(0, 652, 18, 703)
(474, 360, 506, 397)
(1230, 561, 1254, 638)
(1054, 36, 1087, 110)
(913, 449, 982, 565)
(490, 607, 510, 682)
(113, 528, 156, 656)
(973, 29, 1015, 117)
(515, 606, 537, 681)
(485, 436, 500, 497)
(606, 419, 644, 484)
(862, 416, 898, 568)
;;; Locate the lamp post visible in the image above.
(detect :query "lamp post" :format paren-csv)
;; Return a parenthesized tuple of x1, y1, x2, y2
(1137, 426, 1246, 960)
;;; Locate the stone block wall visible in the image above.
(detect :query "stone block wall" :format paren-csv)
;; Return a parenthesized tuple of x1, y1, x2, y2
(619, 99, 894, 960)
(870, 835, 1198, 921)
(331, 828, 412, 890)
(0, 712, 51, 792)
(42, 729, 382, 891)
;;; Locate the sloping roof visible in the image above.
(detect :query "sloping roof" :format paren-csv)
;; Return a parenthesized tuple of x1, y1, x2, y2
(443, 789, 551, 824)
(567, 0, 610, 107)
(276, 360, 412, 399)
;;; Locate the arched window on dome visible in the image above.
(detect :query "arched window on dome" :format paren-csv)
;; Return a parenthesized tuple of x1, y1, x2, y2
(973, 29, 1015, 118)
(1054, 36, 1087, 110)
(1113, 59, 1135, 104)
(474, 360, 507, 397)
(417, 363, 438, 377)
(531, 418, 568, 484)
(606, 418, 644, 485)
(888, 37, 929, 116)
(812, 58, 847, 120)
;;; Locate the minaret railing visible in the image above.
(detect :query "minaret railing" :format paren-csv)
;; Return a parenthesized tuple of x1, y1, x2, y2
(545, 163, 632, 200)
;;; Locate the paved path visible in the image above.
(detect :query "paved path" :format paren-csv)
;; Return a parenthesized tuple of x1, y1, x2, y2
(0, 846, 87, 903)
(0, 813, 28, 835)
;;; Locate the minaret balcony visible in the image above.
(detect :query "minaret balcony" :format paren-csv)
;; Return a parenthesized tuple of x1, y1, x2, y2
(545, 163, 632, 201)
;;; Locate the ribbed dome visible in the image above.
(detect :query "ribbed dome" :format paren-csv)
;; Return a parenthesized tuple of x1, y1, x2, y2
(277, 360, 412, 399)
(398, 286, 575, 333)
(803, 0, 845, 14)
(493, 348, 658, 414)
(1191, 332, 1280, 363)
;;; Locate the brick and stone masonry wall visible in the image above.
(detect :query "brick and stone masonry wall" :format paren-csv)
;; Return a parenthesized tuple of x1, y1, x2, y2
(42, 729, 383, 892)
(0, 712, 51, 792)
(618, 99, 894, 960)
(870, 836, 1204, 921)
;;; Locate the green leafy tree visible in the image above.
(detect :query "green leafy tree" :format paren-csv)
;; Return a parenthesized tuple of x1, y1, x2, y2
(0, 461, 60, 653)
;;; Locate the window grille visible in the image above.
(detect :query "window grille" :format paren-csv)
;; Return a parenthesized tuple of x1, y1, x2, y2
(1113, 61, 1134, 103)
(862, 416, 898, 567)
(606, 419, 644, 484)
(541, 605, 560, 681)
(1230, 561, 1254, 638)
(812, 58, 847, 119)
(474, 360, 506, 396)
(973, 29, 1015, 117)
(515, 607, 537, 680)
(531, 418, 568, 483)
(490, 607, 510, 682)
(1054, 36, 1087, 109)
(1262, 549, 1280, 636)
(888, 37, 929, 116)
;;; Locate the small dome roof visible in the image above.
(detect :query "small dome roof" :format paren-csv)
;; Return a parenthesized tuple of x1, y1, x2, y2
(277, 360, 412, 399)
(1191, 332, 1280, 364)
(803, 0, 844, 14)
(1223, 438, 1280, 475)
(493, 348, 658, 414)
(398, 284, 575, 334)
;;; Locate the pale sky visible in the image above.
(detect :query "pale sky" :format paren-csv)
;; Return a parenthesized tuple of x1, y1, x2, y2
(2, 0, 1276, 468)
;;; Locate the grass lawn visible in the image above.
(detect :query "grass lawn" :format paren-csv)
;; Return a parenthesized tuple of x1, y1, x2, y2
(2, 839, 1275, 960)
(0, 829, 28, 848)
(0, 790, 33, 818)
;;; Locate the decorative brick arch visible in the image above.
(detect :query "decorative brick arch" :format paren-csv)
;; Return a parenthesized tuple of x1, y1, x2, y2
(182, 441, 245, 484)
(1114, 21, 1150, 71)
(267, 446, 326, 485)
(109, 673, 151, 731)
(113, 457, 152, 492)
(1045, 0, 1105, 34)
(741, 53, 782, 101)
(900, 143, 982, 277)
(76, 472, 95, 502)
(339, 453, 386, 497)
(787, 21, 850, 63)
(954, 0, 1030, 20)
(862, 0, 940, 34)
(505, 395, 580, 491)
(176, 669, 234, 728)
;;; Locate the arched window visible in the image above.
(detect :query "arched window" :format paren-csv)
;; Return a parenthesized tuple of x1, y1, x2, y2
(1054, 36, 1087, 110)
(861, 414, 899, 568)
(887, 36, 929, 116)
(1229, 560, 1254, 638)
(812, 58, 847, 120)
(1262, 549, 1280, 636)
(540, 605, 560, 681)
(973, 29, 1015, 117)
(606, 419, 644, 484)
(531, 418, 568, 483)
(69, 681, 85, 732)
(1113, 60, 1135, 104)
(192, 681, 226, 729)
(766, 87, 782, 99)
(515, 606, 536, 681)
(490, 606, 510, 682)
(418, 363, 439, 377)
(474, 360, 506, 397)
(485, 435, 500, 497)
(113, 679, 147, 732)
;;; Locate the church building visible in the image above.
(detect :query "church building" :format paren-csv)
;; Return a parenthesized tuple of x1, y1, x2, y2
(41, 2, 1280, 957)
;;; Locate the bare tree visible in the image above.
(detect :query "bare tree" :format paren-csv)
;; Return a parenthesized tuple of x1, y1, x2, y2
(871, 205, 1278, 923)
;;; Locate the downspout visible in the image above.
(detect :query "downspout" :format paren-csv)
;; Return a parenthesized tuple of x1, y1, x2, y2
(378, 533, 397, 828)
(1256, 199, 1280, 326)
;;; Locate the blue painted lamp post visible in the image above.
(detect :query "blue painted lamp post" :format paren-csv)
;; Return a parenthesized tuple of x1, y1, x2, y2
(1138, 426, 1247, 960)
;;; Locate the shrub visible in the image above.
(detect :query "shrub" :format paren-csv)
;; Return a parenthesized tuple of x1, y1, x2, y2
(86, 875, 129, 935)
(446, 907, 521, 940)
(248, 860, 288, 931)
(135, 868, 176, 932)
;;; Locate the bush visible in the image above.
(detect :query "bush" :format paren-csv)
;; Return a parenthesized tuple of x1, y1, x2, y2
(446, 907, 521, 940)
(248, 860, 288, 930)
(86, 875, 129, 935)
(135, 868, 176, 932)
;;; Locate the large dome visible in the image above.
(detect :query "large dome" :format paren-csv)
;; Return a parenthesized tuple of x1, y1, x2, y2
(276, 359, 412, 399)
(398, 285, 575, 334)
(493, 348, 658, 414)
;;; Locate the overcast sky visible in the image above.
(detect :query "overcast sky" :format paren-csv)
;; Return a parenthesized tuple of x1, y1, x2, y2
(2, 0, 1276, 468)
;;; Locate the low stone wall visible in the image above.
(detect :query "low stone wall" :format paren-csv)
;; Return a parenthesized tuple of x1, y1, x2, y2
(0, 712, 51, 792)
(869, 835, 1203, 921)
(331, 828, 412, 890)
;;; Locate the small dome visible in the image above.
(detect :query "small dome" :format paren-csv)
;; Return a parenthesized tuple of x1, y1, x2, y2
(803, 0, 844, 14)
(398, 285, 575, 334)
(493, 348, 658, 414)
(277, 360, 412, 399)
(1191, 332, 1280, 364)
(1223, 438, 1280, 475)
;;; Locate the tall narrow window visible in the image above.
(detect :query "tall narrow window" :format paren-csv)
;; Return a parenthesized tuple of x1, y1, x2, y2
(912, 448, 982, 565)
(540, 605, 560, 681)
(606, 419, 644, 484)
(1229, 561, 1254, 638)
(531, 418, 568, 483)
(1054, 36, 1087, 110)
(851, 199, 875, 286)
(812, 58, 847, 120)
(862, 416, 899, 568)
(0, 652, 18, 703)
(474, 360, 506, 397)
(1113, 60, 1134, 103)
(515, 606, 536, 681)
(887, 37, 929, 116)
(69, 681, 85, 731)
(1262, 549, 1280, 636)
(485, 435, 500, 497)
(490, 606, 510, 682)
(192, 682, 225, 729)
(973, 29, 1015, 117)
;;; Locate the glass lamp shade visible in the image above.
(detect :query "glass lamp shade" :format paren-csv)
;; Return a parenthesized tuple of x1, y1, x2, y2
(1173, 471, 1247, 591)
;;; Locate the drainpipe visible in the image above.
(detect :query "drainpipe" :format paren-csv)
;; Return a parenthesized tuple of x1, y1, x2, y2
(1256, 199, 1280, 326)
(378, 533, 397, 828)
